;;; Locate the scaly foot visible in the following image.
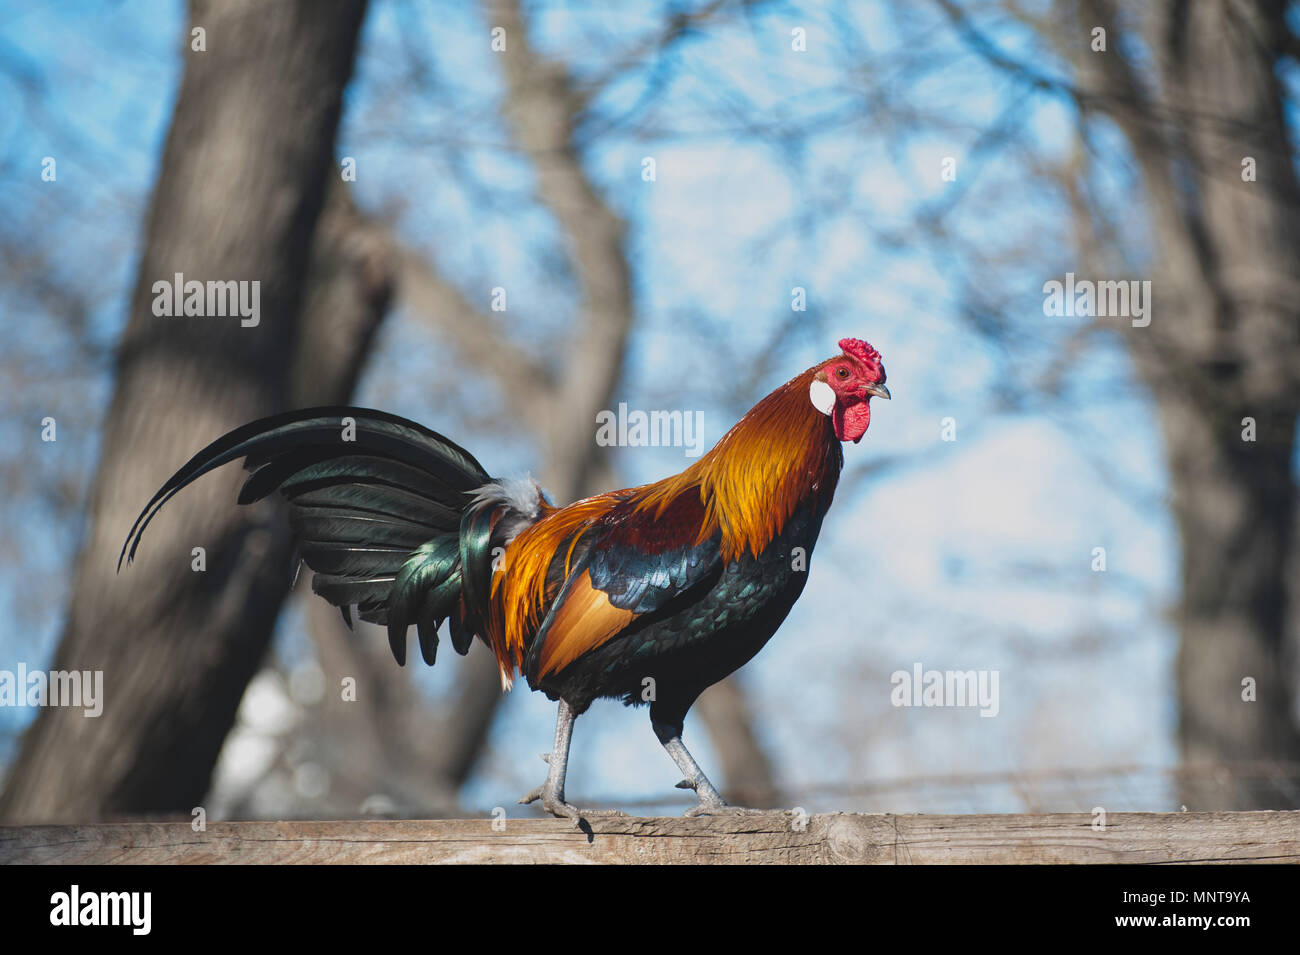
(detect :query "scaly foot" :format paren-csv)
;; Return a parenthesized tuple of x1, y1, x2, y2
(517, 750, 580, 825)
(520, 752, 626, 827)
(519, 783, 583, 827)
(675, 774, 732, 817)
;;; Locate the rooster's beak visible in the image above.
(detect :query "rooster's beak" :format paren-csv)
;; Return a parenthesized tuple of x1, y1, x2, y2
(864, 382, 891, 400)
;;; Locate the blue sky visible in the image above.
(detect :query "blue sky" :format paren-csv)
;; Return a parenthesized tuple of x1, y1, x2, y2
(0, 0, 1190, 813)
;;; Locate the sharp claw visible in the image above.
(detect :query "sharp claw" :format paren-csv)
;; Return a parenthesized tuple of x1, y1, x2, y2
(675, 779, 696, 790)
(540, 752, 551, 764)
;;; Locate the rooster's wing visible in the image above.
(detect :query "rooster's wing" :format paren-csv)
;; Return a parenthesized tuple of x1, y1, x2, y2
(525, 487, 722, 680)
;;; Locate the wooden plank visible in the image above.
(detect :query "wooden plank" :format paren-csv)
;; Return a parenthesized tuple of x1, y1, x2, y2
(2, 811, 1297, 864)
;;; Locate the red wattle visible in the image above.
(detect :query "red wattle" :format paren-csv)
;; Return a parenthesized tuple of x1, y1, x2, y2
(833, 399, 871, 443)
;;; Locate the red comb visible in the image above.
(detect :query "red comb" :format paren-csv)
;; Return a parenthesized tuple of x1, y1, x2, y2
(838, 337, 882, 366)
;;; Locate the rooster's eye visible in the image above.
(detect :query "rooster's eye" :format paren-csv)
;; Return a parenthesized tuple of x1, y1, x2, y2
(835, 367, 850, 380)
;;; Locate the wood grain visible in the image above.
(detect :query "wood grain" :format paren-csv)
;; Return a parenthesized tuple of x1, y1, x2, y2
(3, 811, 1297, 864)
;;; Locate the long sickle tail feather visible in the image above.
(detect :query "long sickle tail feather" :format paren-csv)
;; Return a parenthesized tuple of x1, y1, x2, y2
(118, 406, 515, 669)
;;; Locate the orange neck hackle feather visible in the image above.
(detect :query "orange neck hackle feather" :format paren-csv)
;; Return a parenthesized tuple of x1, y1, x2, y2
(631, 363, 841, 563)
(486, 361, 843, 683)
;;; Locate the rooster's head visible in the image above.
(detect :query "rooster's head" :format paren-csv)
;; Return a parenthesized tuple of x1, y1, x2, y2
(809, 337, 889, 444)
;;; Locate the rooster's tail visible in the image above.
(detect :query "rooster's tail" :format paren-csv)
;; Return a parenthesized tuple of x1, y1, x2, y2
(120, 406, 540, 674)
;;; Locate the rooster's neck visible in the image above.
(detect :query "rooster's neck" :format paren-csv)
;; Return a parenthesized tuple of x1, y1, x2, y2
(637, 367, 843, 562)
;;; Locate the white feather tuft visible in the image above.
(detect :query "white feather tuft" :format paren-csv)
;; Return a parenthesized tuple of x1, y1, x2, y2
(471, 475, 546, 546)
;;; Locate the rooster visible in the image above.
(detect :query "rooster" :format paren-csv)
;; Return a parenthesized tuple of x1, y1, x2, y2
(120, 337, 888, 819)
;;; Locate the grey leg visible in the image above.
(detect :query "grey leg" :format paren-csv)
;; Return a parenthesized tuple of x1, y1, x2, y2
(661, 734, 728, 814)
(519, 700, 582, 826)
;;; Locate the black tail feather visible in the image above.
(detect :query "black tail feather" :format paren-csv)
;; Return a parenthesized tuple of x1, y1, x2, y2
(119, 406, 548, 671)
(119, 406, 488, 570)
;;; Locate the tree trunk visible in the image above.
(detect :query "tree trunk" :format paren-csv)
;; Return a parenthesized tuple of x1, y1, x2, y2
(1075, 0, 1300, 807)
(1148, 0, 1300, 809)
(0, 0, 374, 823)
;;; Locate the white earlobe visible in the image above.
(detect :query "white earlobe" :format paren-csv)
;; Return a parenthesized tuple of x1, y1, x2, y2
(809, 380, 835, 416)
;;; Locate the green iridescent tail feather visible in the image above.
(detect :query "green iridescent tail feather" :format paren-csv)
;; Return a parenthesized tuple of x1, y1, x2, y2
(119, 406, 516, 667)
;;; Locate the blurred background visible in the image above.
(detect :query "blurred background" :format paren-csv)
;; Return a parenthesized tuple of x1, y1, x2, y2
(0, 0, 1297, 824)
